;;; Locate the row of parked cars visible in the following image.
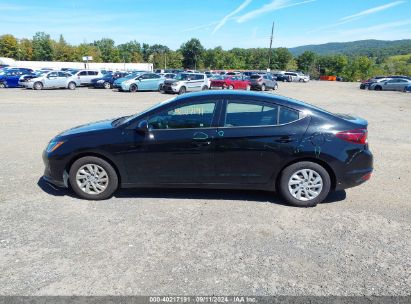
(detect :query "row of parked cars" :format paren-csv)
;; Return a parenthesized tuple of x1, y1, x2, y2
(360, 75, 411, 92)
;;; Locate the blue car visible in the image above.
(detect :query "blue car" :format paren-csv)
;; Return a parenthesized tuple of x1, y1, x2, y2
(115, 72, 165, 92)
(91, 71, 130, 89)
(0, 68, 34, 88)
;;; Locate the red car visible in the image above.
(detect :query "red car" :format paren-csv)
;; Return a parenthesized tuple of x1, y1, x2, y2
(210, 76, 250, 90)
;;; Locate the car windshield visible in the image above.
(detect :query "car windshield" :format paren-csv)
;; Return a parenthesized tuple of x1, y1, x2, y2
(174, 73, 190, 81)
(250, 75, 261, 79)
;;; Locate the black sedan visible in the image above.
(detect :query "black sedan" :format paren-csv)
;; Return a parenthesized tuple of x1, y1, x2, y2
(43, 91, 373, 207)
(90, 72, 129, 89)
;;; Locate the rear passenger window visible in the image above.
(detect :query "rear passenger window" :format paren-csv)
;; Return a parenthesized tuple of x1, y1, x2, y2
(279, 107, 299, 124)
(225, 102, 278, 127)
(79, 71, 87, 76)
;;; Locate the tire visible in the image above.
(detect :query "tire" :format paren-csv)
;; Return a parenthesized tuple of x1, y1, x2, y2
(129, 84, 138, 92)
(274, 84, 278, 90)
(68, 82, 76, 90)
(178, 86, 186, 95)
(299, 79, 303, 82)
(228, 85, 234, 90)
(158, 84, 164, 93)
(261, 84, 266, 91)
(374, 85, 382, 91)
(103, 82, 111, 89)
(246, 84, 251, 91)
(0, 82, 5, 88)
(69, 156, 118, 200)
(278, 161, 331, 207)
(202, 85, 208, 91)
(33, 82, 43, 90)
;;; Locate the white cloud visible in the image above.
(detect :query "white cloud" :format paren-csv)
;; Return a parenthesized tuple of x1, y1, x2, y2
(212, 0, 252, 34)
(339, 1, 406, 23)
(338, 19, 411, 36)
(237, 0, 316, 23)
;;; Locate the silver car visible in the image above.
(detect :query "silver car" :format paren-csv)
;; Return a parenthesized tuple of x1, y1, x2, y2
(369, 78, 411, 91)
(26, 71, 81, 90)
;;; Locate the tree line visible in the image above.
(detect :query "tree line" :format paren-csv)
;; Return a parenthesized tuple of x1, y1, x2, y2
(1, 32, 410, 81)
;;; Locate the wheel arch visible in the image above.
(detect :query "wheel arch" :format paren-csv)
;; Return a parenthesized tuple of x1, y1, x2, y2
(65, 152, 122, 185)
(275, 157, 337, 191)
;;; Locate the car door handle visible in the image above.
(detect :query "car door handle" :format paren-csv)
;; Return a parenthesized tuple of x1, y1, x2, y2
(275, 136, 293, 143)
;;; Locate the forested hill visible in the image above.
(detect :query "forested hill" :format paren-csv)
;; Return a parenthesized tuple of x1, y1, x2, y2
(289, 39, 411, 57)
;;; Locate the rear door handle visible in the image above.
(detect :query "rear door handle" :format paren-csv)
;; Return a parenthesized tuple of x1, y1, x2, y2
(276, 136, 293, 143)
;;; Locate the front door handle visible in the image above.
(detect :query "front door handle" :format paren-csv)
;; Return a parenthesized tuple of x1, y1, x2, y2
(193, 132, 209, 141)
(275, 136, 293, 143)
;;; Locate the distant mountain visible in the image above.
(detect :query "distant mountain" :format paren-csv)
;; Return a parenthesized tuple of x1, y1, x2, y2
(288, 39, 411, 57)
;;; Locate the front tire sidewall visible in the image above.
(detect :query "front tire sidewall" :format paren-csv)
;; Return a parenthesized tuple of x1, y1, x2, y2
(69, 156, 118, 200)
(130, 84, 138, 92)
(279, 161, 331, 207)
(68, 82, 76, 90)
(104, 82, 111, 89)
(178, 87, 186, 95)
(34, 82, 43, 90)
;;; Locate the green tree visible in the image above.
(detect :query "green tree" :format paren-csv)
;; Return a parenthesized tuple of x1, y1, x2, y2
(32, 32, 54, 61)
(297, 51, 316, 73)
(18, 38, 33, 60)
(118, 41, 142, 62)
(274, 47, 293, 70)
(0, 34, 18, 58)
(179, 38, 205, 69)
(53, 35, 73, 61)
(93, 38, 120, 62)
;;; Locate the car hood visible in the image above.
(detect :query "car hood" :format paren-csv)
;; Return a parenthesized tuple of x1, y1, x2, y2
(114, 77, 131, 84)
(58, 118, 116, 138)
(164, 79, 179, 85)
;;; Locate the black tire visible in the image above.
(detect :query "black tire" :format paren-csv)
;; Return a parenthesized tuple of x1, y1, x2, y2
(68, 82, 76, 90)
(158, 84, 164, 93)
(33, 82, 43, 90)
(261, 84, 266, 91)
(278, 161, 331, 207)
(103, 82, 111, 89)
(374, 85, 382, 91)
(202, 85, 209, 91)
(228, 85, 234, 90)
(178, 86, 186, 95)
(0, 82, 5, 88)
(129, 84, 138, 92)
(274, 84, 279, 90)
(69, 156, 118, 200)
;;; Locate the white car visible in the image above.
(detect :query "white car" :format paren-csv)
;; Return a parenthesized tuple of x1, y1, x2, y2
(71, 70, 106, 86)
(161, 73, 209, 94)
(285, 72, 310, 82)
(26, 71, 81, 90)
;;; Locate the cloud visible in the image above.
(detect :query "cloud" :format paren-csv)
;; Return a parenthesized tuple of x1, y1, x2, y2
(339, 1, 406, 23)
(180, 21, 220, 33)
(338, 19, 411, 36)
(237, 0, 316, 23)
(212, 0, 252, 34)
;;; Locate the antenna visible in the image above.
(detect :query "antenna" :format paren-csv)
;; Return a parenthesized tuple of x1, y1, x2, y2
(268, 21, 274, 70)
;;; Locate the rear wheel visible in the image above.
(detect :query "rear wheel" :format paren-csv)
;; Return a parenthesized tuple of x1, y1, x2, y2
(279, 161, 331, 207)
(374, 85, 382, 91)
(0, 82, 5, 88)
(129, 84, 138, 92)
(69, 156, 118, 200)
(178, 86, 186, 95)
(261, 84, 266, 91)
(228, 85, 234, 90)
(33, 82, 43, 90)
(202, 85, 208, 91)
(68, 82, 76, 90)
(103, 81, 111, 89)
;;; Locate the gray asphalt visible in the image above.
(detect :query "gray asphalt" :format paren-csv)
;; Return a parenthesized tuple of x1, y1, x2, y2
(0, 82, 410, 295)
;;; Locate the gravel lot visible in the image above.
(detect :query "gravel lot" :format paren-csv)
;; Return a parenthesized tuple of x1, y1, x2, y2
(0, 82, 410, 296)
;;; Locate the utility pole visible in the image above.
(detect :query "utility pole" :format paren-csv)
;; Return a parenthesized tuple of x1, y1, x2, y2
(268, 21, 274, 71)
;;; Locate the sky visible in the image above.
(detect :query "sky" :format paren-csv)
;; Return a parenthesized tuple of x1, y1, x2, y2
(1, 0, 411, 49)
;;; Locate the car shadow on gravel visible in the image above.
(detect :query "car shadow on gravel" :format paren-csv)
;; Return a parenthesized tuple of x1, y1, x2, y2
(37, 177, 346, 207)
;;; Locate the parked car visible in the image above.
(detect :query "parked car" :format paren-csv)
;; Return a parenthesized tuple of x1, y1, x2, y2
(275, 74, 292, 82)
(360, 76, 387, 89)
(161, 73, 209, 94)
(71, 70, 106, 86)
(369, 78, 411, 91)
(116, 72, 165, 92)
(90, 72, 130, 89)
(249, 74, 278, 91)
(18, 70, 49, 87)
(42, 90, 373, 207)
(26, 71, 81, 90)
(285, 72, 310, 82)
(0, 68, 35, 88)
(210, 75, 250, 90)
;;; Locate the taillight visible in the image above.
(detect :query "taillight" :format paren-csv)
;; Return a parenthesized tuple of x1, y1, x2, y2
(336, 128, 368, 144)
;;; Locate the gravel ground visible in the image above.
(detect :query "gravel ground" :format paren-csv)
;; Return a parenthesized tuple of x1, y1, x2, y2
(0, 82, 410, 296)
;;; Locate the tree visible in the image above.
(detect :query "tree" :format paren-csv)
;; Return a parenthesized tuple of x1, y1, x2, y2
(18, 39, 33, 61)
(118, 41, 142, 62)
(53, 35, 73, 62)
(274, 47, 293, 70)
(93, 38, 120, 62)
(179, 38, 205, 69)
(32, 32, 54, 61)
(0, 34, 18, 59)
(297, 51, 316, 73)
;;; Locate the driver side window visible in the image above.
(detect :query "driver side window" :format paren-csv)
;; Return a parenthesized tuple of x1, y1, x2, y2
(148, 101, 216, 130)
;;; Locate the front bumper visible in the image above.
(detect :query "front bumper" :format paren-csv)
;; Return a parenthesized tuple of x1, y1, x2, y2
(162, 84, 179, 93)
(42, 150, 68, 188)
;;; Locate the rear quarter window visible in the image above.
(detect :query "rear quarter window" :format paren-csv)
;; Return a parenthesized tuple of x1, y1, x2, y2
(279, 107, 300, 124)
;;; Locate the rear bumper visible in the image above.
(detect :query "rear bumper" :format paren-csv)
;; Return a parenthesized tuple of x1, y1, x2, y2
(335, 148, 373, 190)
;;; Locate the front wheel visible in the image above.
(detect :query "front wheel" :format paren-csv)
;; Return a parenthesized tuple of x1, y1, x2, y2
(69, 156, 118, 200)
(33, 82, 43, 90)
(103, 82, 111, 89)
(228, 85, 234, 90)
(0, 82, 5, 88)
(202, 85, 208, 91)
(273, 84, 278, 90)
(261, 84, 266, 91)
(178, 86, 186, 95)
(129, 84, 138, 92)
(279, 161, 331, 207)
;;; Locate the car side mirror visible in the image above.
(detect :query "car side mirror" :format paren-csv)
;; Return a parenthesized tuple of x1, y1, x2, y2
(384, 82, 388, 85)
(137, 120, 149, 132)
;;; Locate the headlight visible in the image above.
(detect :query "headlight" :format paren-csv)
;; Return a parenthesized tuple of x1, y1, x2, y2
(171, 82, 179, 86)
(46, 140, 65, 153)
(97, 80, 105, 83)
